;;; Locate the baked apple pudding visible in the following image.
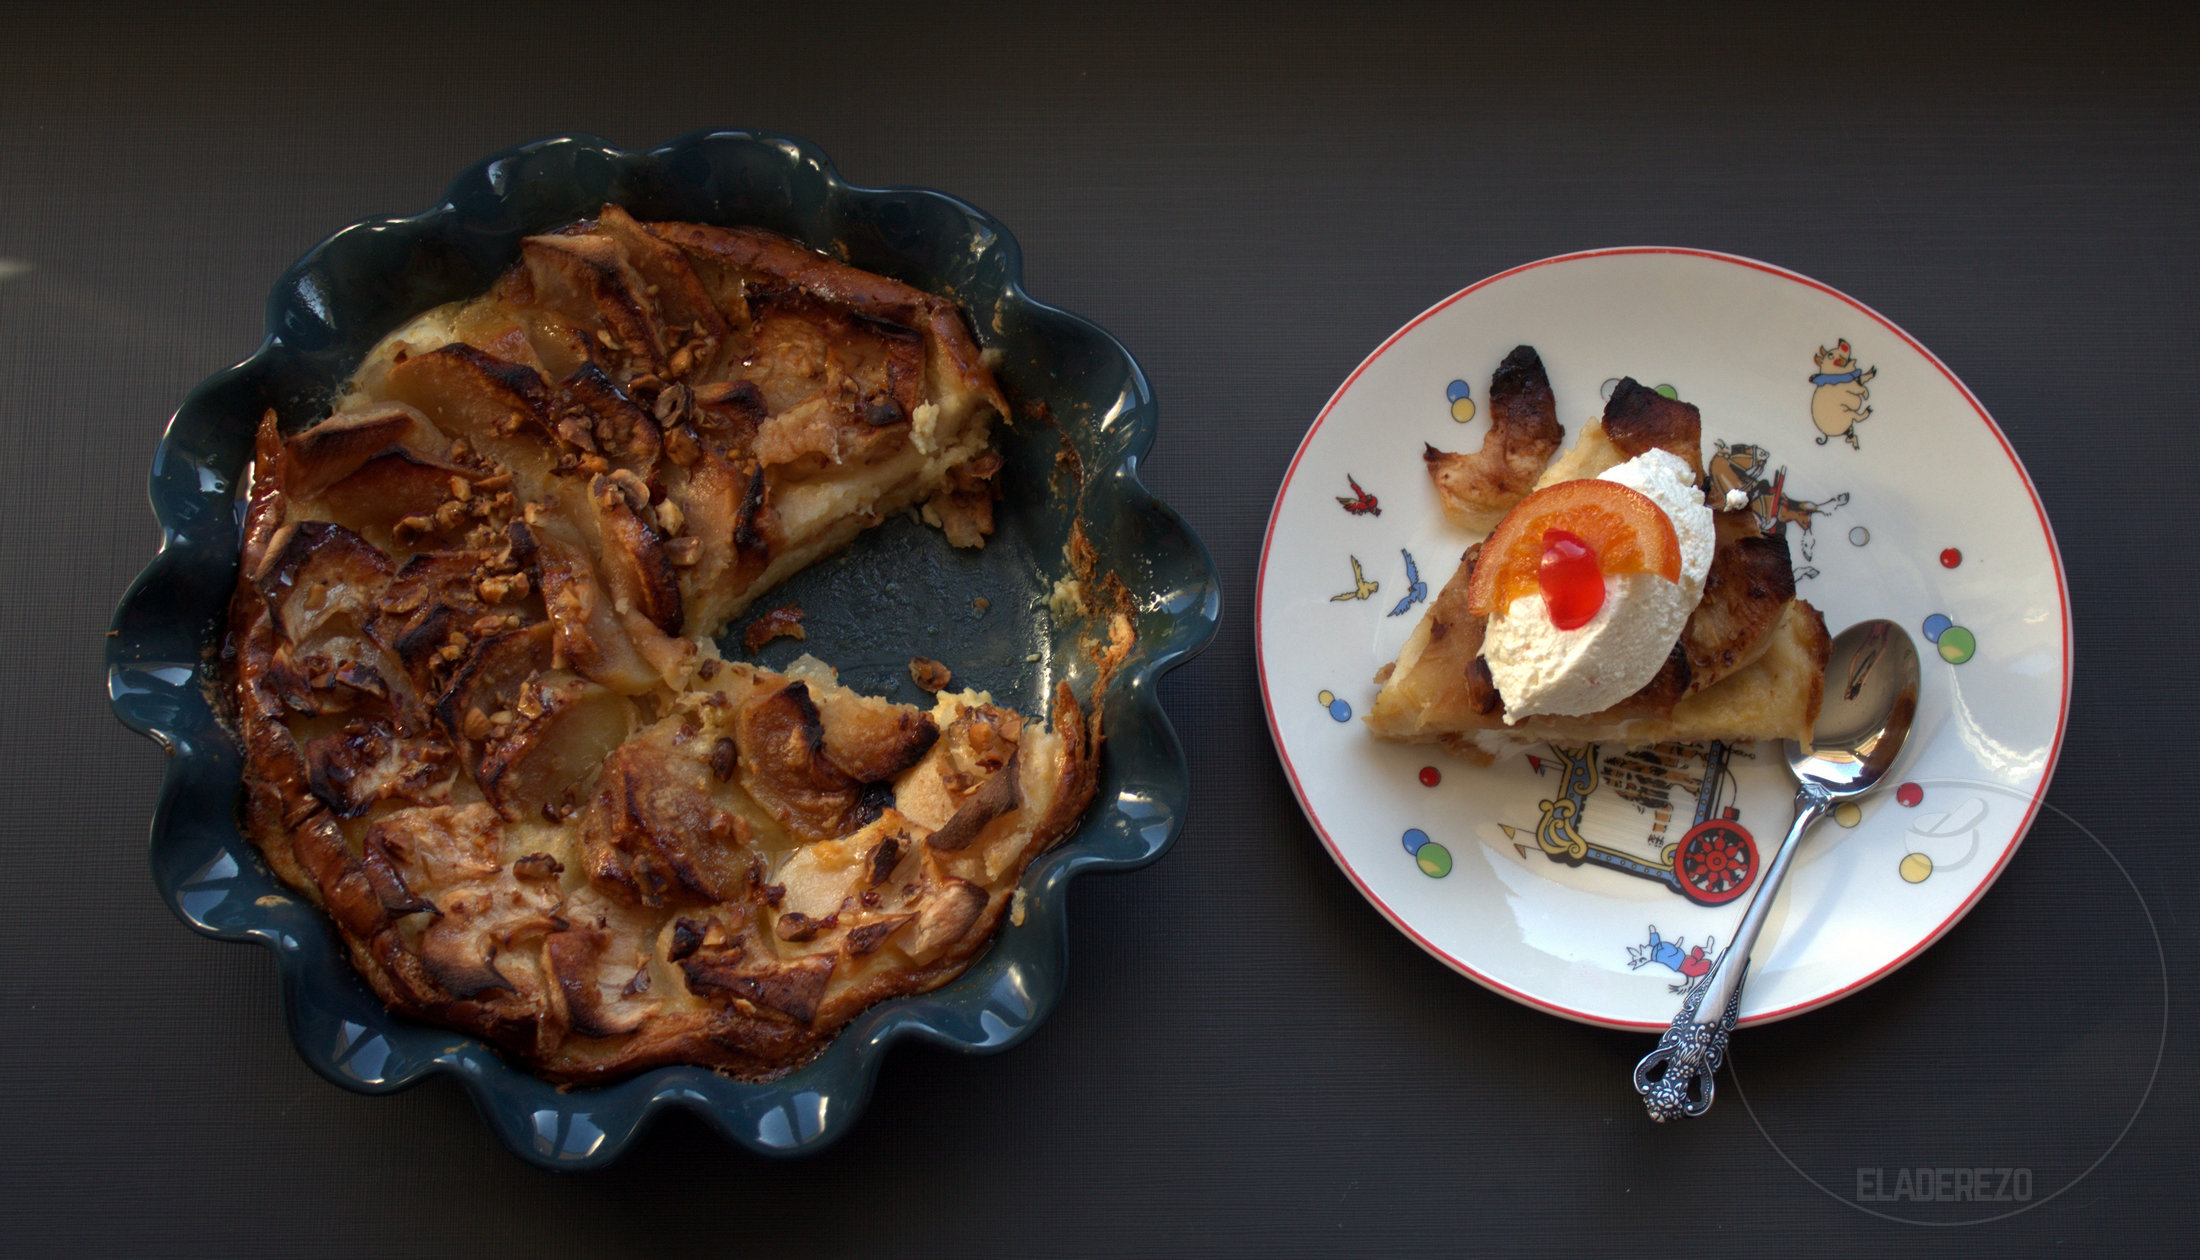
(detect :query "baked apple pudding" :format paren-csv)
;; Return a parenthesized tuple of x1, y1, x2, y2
(222, 209, 1104, 1081)
(1367, 349, 1830, 762)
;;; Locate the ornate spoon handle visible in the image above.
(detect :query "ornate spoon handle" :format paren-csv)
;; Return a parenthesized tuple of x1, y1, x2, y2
(1634, 782, 1830, 1122)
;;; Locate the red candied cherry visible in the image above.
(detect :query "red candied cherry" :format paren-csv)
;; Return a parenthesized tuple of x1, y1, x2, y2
(1537, 529, 1606, 630)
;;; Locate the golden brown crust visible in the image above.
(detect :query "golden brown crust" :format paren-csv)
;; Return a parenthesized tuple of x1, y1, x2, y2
(224, 214, 1101, 1084)
(1423, 346, 1565, 533)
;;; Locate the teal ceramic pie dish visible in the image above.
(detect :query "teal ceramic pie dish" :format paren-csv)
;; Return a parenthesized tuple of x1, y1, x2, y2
(105, 130, 1218, 1168)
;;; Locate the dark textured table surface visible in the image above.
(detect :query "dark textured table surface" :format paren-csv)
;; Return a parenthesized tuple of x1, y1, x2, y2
(6, 4, 2195, 1255)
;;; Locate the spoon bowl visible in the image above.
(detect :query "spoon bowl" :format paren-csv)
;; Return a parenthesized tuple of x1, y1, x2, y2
(1635, 619, 1923, 1121)
(1790, 618, 1922, 796)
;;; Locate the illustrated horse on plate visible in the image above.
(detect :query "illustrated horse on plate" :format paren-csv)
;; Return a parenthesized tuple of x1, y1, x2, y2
(1708, 440, 1849, 580)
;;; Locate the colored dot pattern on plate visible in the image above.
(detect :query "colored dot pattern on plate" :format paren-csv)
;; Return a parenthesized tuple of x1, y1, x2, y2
(1936, 626, 1976, 664)
(1920, 614, 1976, 664)
(1318, 689, 1351, 721)
(1401, 828, 1452, 878)
(1445, 378, 1475, 423)
(1896, 782, 1923, 807)
(1418, 766, 1440, 787)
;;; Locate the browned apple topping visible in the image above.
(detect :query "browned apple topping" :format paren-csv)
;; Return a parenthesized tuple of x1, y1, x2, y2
(224, 212, 1107, 1083)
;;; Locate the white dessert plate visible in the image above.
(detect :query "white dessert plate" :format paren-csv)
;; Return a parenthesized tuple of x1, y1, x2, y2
(1256, 248, 2069, 1027)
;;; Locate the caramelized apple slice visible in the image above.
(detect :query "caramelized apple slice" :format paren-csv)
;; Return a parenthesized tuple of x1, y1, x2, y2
(433, 623, 553, 758)
(1465, 478, 1682, 617)
(366, 551, 500, 696)
(736, 681, 865, 843)
(1678, 510, 1798, 695)
(475, 671, 630, 821)
(639, 222, 753, 339)
(1423, 346, 1565, 533)
(596, 204, 728, 378)
(281, 402, 447, 496)
(1602, 378, 1705, 482)
(382, 343, 558, 492)
(660, 454, 776, 633)
(545, 924, 659, 1038)
(520, 233, 663, 377)
(925, 748, 1022, 852)
(516, 305, 595, 382)
(1537, 378, 1707, 490)
(578, 732, 750, 906)
(901, 874, 988, 963)
(679, 941, 837, 1024)
(316, 453, 484, 549)
(302, 714, 446, 817)
(520, 507, 663, 694)
(446, 302, 546, 371)
(418, 879, 564, 1002)
(586, 471, 683, 636)
(553, 363, 662, 471)
(810, 685, 939, 784)
(253, 521, 393, 642)
(741, 292, 924, 476)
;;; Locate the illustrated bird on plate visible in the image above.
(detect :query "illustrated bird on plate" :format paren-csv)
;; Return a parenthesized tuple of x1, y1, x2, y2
(1330, 555, 1380, 602)
(1336, 474, 1380, 516)
(1387, 549, 1427, 617)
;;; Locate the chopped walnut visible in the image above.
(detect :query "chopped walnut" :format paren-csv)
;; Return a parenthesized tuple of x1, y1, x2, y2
(909, 657, 953, 692)
(662, 425, 702, 467)
(602, 468, 651, 512)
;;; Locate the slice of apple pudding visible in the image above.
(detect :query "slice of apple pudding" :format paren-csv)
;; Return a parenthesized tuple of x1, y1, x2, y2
(224, 212, 1103, 1081)
(1367, 371, 1830, 762)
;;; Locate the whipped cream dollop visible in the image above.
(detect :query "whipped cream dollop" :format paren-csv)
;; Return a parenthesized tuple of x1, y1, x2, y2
(1483, 449, 1714, 720)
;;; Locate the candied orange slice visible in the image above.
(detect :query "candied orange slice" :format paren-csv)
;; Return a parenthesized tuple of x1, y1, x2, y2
(1465, 478, 1682, 617)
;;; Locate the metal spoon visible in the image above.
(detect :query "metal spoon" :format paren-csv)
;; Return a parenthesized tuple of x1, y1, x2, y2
(1634, 619, 1921, 1122)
